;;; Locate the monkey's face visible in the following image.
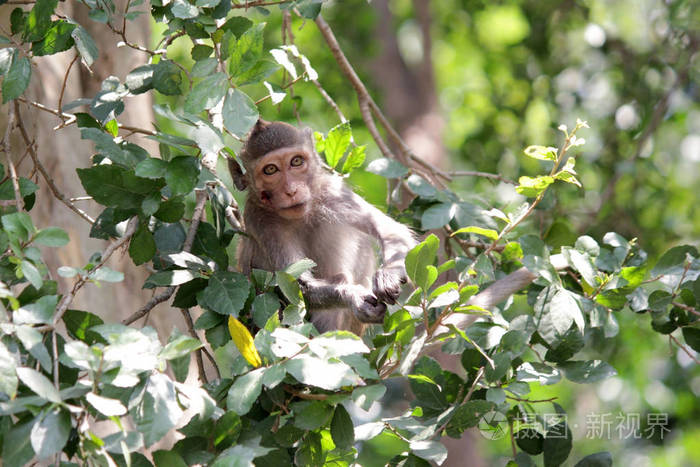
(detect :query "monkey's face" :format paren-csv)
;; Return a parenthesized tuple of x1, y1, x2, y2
(251, 145, 315, 220)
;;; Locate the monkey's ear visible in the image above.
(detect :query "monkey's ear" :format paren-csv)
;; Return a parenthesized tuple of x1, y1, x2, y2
(228, 157, 248, 191)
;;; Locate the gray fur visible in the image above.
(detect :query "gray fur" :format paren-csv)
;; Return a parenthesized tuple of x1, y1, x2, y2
(235, 124, 416, 335)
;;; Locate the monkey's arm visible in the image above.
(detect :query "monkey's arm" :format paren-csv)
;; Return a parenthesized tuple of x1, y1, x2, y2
(344, 191, 416, 304)
(298, 273, 386, 323)
(242, 223, 385, 324)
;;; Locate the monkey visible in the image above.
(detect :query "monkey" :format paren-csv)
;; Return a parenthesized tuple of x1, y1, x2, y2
(229, 120, 417, 335)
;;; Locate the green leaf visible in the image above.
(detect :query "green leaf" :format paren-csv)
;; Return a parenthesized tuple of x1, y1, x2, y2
(86, 392, 127, 416)
(516, 362, 561, 385)
(135, 158, 168, 179)
(0, 47, 14, 75)
(191, 57, 218, 78)
(445, 400, 495, 437)
(543, 422, 572, 467)
(574, 452, 613, 467)
(184, 72, 228, 114)
(171, 0, 199, 19)
(366, 157, 408, 178)
(252, 293, 280, 328)
(77, 165, 164, 209)
(153, 450, 188, 467)
(323, 123, 351, 169)
(2, 418, 34, 467)
(71, 25, 98, 66)
(31, 20, 75, 56)
(352, 384, 387, 411)
(226, 367, 264, 415)
(533, 286, 584, 346)
(15, 326, 50, 371)
(559, 360, 617, 384)
(126, 64, 156, 94)
(330, 405, 354, 449)
(410, 440, 448, 465)
(2, 211, 34, 241)
(20, 260, 43, 289)
(408, 374, 447, 410)
(222, 88, 259, 138)
(191, 44, 213, 61)
(237, 59, 279, 86)
(421, 202, 457, 230)
(63, 309, 104, 344)
(24, 0, 57, 42)
(284, 258, 316, 278)
(291, 400, 334, 430)
(145, 269, 200, 288)
(153, 59, 183, 95)
(2, 51, 31, 103)
(33, 227, 69, 247)
(523, 145, 557, 161)
(191, 121, 224, 156)
(198, 271, 250, 317)
(154, 197, 185, 223)
(682, 327, 700, 352)
(406, 174, 438, 198)
(516, 175, 554, 197)
(285, 354, 361, 390)
(16, 367, 61, 402)
(14, 295, 57, 325)
(129, 224, 156, 265)
(341, 144, 366, 174)
(275, 271, 303, 305)
(405, 234, 439, 290)
(133, 373, 184, 447)
(515, 428, 544, 455)
(160, 334, 203, 360)
(228, 23, 265, 76)
(166, 156, 199, 195)
(562, 247, 597, 286)
(452, 226, 499, 241)
(0, 341, 19, 398)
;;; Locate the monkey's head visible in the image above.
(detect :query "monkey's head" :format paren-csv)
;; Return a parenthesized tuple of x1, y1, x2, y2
(229, 120, 320, 220)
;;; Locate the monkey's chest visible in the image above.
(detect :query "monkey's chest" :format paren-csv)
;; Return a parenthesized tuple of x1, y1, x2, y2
(303, 223, 376, 285)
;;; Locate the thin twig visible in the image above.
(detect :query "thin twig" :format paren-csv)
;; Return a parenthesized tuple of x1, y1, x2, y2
(58, 54, 79, 115)
(312, 79, 346, 123)
(123, 287, 176, 325)
(314, 15, 448, 189)
(14, 102, 96, 224)
(465, 367, 484, 402)
(232, 0, 291, 8)
(449, 170, 516, 185)
(122, 189, 209, 325)
(1, 103, 23, 211)
(669, 333, 700, 365)
(180, 308, 208, 383)
(672, 301, 700, 317)
(54, 217, 140, 326)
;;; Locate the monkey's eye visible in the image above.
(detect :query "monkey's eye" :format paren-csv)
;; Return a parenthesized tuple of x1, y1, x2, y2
(262, 164, 278, 175)
(290, 155, 305, 167)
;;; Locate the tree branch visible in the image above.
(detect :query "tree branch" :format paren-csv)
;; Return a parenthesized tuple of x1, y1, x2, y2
(14, 101, 95, 224)
(54, 217, 140, 326)
(122, 189, 209, 325)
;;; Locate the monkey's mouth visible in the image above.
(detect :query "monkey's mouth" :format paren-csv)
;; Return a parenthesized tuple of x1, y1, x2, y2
(281, 202, 307, 211)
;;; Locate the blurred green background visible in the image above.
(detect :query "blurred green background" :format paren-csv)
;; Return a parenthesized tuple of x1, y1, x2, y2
(156, 0, 700, 464)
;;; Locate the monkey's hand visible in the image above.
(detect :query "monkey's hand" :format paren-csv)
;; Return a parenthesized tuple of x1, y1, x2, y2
(373, 267, 407, 305)
(344, 285, 387, 323)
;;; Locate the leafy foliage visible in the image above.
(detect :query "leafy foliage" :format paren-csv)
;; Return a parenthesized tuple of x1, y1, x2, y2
(0, 1, 698, 466)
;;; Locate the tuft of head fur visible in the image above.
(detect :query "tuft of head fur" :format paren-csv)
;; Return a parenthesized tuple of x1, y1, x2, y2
(240, 119, 307, 163)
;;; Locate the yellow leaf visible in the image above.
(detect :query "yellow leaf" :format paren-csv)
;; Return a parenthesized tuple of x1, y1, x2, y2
(228, 317, 262, 368)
